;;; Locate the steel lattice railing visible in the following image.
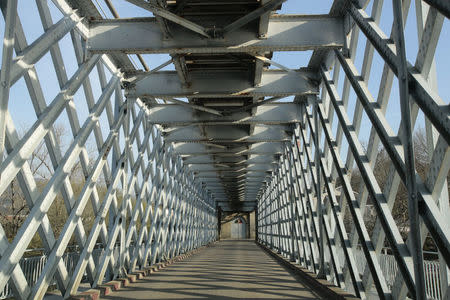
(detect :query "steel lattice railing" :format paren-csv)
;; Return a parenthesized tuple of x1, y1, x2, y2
(257, 1, 449, 300)
(0, 0, 217, 299)
(0, 0, 448, 300)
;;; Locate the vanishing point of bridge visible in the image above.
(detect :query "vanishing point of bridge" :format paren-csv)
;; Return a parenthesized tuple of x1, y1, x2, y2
(0, 0, 448, 299)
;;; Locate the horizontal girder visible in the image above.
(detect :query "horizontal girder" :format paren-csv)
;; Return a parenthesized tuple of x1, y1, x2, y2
(208, 182, 243, 187)
(88, 15, 344, 54)
(219, 203, 256, 207)
(173, 142, 285, 155)
(126, 70, 319, 98)
(217, 200, 257, 204)
(183, 155, 277, 165)
(218, 203, 256, 208)
(189, 164, 274, 172)
(193, 165, 273, 174)
(146, 103, 302, 125)
(163, 125, 292, 143)
(219, 208, 255, 212)
(199, 177, 268, 183)
(194, 170, 270, 177)
(209, 189, 260, 194)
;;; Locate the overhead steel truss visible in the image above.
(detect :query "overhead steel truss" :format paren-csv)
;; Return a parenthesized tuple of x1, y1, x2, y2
(126, 69, 319, 98)
(88, 15, 345, 54)
(0, 0, 448, 299)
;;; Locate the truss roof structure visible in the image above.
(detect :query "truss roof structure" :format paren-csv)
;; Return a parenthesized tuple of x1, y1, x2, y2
(79, 0, 349, 213)
(0, 0, 449, 299)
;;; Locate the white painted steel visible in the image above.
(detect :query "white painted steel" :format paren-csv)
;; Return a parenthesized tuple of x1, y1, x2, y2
(0, 0, 448, 300)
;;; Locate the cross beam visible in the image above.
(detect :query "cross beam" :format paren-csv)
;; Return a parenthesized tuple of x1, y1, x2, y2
(183, 155, 277, 165)
(127, 70, 318, 98)
(146, 103, 301, 125)
(218, 203, 257, 212)
(163, 125, 292, 143)
(199, 177, 268, 183)
(173, 142, 285, 155)
(189, 164, 274, 172)
(88, 15, 344, 54)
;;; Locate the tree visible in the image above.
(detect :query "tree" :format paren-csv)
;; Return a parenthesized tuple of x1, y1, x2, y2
(0, 124, 98, 249)
(0, 178, 28, 241)
(344, 127, 449, 251)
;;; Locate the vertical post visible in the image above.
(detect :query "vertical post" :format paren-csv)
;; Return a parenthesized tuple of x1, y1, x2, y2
(106, 86, 123, 281)
(217, 206, 221, 241)
(313, 96, 326, 278)
(0, 0, 18, 169)
(246, 212, 251, 239)
(392, 1, 426, 299)
(286, 144, 304, 264)
(270, 177, 275, 249)
(255, 206, 259, 242)
(275, 170, 283, 254)
(282, 152, 296, 262)
(415, 1, 450, 296)
(119, 96, 131, 276)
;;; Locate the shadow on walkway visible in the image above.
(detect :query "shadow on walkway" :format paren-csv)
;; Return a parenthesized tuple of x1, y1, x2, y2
(104, 240, 326, 299)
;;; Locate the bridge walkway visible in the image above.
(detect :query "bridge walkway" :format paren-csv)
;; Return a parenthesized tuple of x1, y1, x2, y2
(103, 240, 327, 299)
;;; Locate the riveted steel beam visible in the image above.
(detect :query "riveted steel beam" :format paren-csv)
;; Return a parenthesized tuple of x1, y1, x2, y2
(218, 202, 256, 206)
(127, 70, 318, 98)
(123, 0, 210, 37)
(423, 0, 450, 19)
(199, 177, 268, 183)
(189, 164, 274, 172)
(219, 204, 256, 209)
(222, 0, 285, 34)
(194, 170, 271, 176)
(88, 15, 344, 54)
(163, 125, 292, 143)
(220, 208, 255, 212)
(183, 155, 277, 165)
(146, 103, 301, 125)
(173, 142, 285, 155)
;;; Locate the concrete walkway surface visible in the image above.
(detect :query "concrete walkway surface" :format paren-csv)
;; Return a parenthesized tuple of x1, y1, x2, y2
(103, 240, 326, 299)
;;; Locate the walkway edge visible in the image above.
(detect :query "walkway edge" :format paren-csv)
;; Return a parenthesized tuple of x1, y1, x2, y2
(257, 242, 359, 300)
(67, 242, 218, 300)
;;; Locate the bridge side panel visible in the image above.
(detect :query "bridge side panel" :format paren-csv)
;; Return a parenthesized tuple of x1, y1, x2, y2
(257, 1, 449, 300)
(0, 1, 218, 299)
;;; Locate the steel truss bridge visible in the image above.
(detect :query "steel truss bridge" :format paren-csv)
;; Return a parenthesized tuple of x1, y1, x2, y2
(0, 0, 449, 299)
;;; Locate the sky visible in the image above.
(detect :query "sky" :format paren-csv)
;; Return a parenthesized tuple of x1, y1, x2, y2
(0, 0, 449, 157)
